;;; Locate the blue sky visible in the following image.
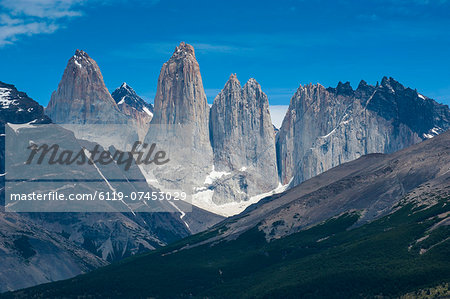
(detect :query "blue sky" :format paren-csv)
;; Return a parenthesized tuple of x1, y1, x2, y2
(0, 0, 449, 107)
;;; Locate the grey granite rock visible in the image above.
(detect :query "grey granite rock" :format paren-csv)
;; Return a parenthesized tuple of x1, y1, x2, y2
(0, 81, 224, 292)
(276, 77, 450, 186)
(143, 42, 213, 192)
(209, 74, 278, 204)
(45, 50, 138, 150)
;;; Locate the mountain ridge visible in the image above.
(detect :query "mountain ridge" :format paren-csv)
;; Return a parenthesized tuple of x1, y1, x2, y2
(111, 82, 153, 140)
(276, 76, 450, 186)
(6, 128, 448, 298)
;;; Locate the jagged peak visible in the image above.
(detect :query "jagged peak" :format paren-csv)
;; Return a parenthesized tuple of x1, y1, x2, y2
(229, 73, 238, 81)
(74, 49, 89, 57)
(380, 76, 399, 87)
(171, 42, 196, 59)
(117, 82, 136, 94)
(70, 49, 93, 68)
(295, 83, 324, 92)
(380, 76, 405, 92)
(336, 81, 353, 92)
(112, 82, 138, 97)
(337, 81, 351, 88)
(227, 73, 240, 84)
(223, 73, 241, 90)
(357, 80, 368, 89)
(380, 76, 390, 86)
(243, 78, 262, 91)
(246, 77, 258, 85)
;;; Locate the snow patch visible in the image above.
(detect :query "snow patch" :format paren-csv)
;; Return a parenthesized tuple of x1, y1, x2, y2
(84, 148, 136, 215)
(168, 201, 190, 229)
(7, 122, 36, 133)
(142, 106, 153, 117)
(431, 127, 441, 135)
(319, 113, 351, 139)
(0, 87, 10, 98)
(83, 149, 116, 193)
(190, 180, 291, 217)
(0, 88, 18, 108)
(418, 93, 426, 100)
(204, 166, 230, 185)
(424, 127, 442, 139)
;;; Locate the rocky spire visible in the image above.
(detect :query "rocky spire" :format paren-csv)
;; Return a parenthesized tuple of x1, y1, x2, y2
(151, 42, 209, 128)
(276, 77, 450, 186)
(209, 75, 278, 203)
(143, 42, 213, 192)
(46, 49, 125, 124)
(45, 50, 137, 150)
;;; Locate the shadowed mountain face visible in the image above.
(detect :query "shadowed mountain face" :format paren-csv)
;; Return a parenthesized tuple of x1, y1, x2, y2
(0, 212, 107, 293)
(0, 82, 224, 293)
(186, 129, 450, 245)
(111, 83, 153, 140)
(112, 83, 153, 117)
(0, 83, 105, 292)
(276, 77, 450, 186)
(8, 130, 449, 298)
(0, 81, 51, 175)
(0, 82, 51, 126)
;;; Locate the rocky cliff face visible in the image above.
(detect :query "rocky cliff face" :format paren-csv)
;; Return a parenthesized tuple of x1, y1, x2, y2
(0, 212, 106, 293)
(208, 74, 278, 204)
(45, 50, 138, 150)
(0, 82, 224, 292)
(177, 129, 450, 246)
(0, 81, 51, 126)
(150, 42, 210, 129)
(15, 130, 450, 298)
(276, 77, 450, 186)
(46, 50, 125, 124)
(0, 81, 51, 177)
(143, 44, 281, 209)
(143, 42, 213, 192)
(111, 82, 153, 140)
(0, 83, 105, 292)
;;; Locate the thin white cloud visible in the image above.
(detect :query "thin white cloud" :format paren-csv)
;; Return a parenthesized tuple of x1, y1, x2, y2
(1, 0, 85, 19)
(193, 43, 242, 54)
(0, 21, 58, 45)
(0, 0, 159, 46)
(0, 0, 85, 46)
